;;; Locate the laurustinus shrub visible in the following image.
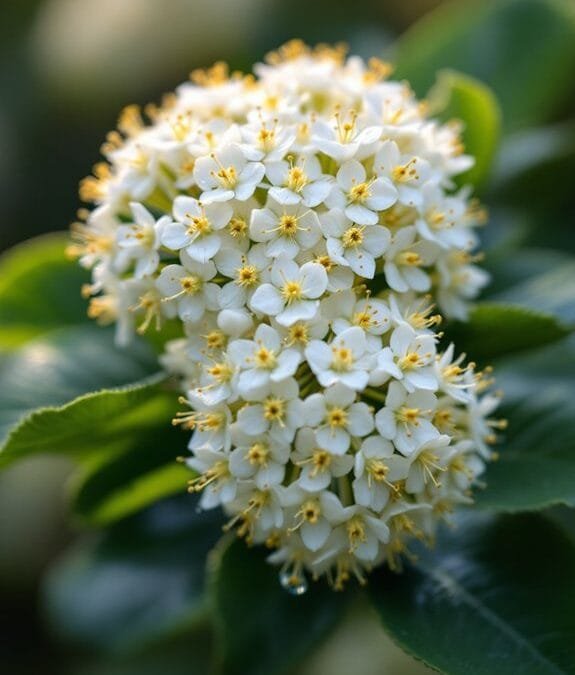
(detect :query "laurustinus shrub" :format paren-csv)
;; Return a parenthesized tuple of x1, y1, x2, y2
(71, 40, 501, 593)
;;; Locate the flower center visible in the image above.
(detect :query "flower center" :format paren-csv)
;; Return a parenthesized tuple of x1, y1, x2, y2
(282, 280, 303, 303)
(229, 216, 247, 238)
(286, 166, 308, 192)
(366, 459, 389, 482)
(397, 251, 423, 266)
(214, 165, 237, 188)
(278, 214, 299, 237)
(205, 330, 227, 350)
(331, 345, 354, 372)
(247, 442, 269, 466)
(207, 362, 234, 383)
(264, 397, 285, 422)
(236, 265, 259, 287)
(417, 451, 446, 487)
(255, 346, 277, 369)
(348, 181, 372, 204)
(301, 499, 321, 524)
(287, 322, 309, 345)
(353, 310, 375, 330)
(187, 215, 211, 236)
(346, 517, 367, 552)
(392, 158, 418, 183)
(342, 226, 365, 248)
(188, 459, 229, 493)
(180, 275, 202, 294)
(327, 407, 348, 428)
(396, 407, 421, 424)
(311, 449, 331, 475)
(398, 351, 428, 370)
(315, 254, 334, 271)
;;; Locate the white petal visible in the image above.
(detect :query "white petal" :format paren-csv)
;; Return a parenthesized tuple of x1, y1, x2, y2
(301, 519, 331, 551)
(249, 284, 284, 316)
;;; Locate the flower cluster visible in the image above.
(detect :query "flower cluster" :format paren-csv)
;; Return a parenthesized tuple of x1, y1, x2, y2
(73, 41, 500, 591)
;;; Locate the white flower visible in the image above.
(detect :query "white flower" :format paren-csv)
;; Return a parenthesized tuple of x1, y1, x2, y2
(296, 243, 355, 292)
(249, 257, 327, 326)
(214, 243, 271, 309)
(374, 140, 433, 208)
(305, 383, 374, 453)
(415, 184, 476, 250)
(227, 323, 301, 397)
(266, 154, 333, 207)
(306, 327, 375, 390)
(162, 196, 233, 263)
(292, 428, 354, 491)
(282, 485, 346, 551)
(374, 381, 439, 455)
(193, 144, 265, 203)
(229, 427, 290, 489)
(330, 506, 391, 562)
(155, 252, 220, 322)
(383, 226, 436, 293)
(311, 116, 382, 162)
(236, 377, 305, 443)
(402, 434, 452, 494)
(184, 401, 233, 453)
(325, 160, 397, 225)
(116, 203, 168, 278)
(352, 435, 409, 511)
(374, 325, 438, 392)
(187, 446, 236, 509)
(320, 208, 390, 278)
(435, 344, 475, 404)
(240, 120, 295, 162)
(326, 290, 391, 350)
(249, 200, 321, 258)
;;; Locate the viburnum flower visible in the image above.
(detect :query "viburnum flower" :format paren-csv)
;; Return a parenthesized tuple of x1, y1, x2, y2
(73, 40, 502, 593)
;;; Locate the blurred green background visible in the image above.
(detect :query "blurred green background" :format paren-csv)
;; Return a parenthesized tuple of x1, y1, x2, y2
(1, 0, 574, 673)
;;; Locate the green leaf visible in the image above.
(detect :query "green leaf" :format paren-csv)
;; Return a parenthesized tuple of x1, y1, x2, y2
(444, 302, 570, 362)
(44, 495, 223, 655)
(0, 233, 90, 349)
(370, 511, 575, 674)
(71, 424, 191, 526)
(428, 70, 501, 186)
(476, 336, 575, 511)
(210, 539, 348, 675)
(393, 0, 575, 132)
(490, 260, 575, 324)
(0, 325, 166, 467)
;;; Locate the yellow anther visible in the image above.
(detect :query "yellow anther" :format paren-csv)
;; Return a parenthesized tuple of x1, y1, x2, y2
(342, 226, 365, 248)
(247, 442, 269, 466)
(331, 345, 354, 372)
(236, 265, 259, 287)
(282, 280, 303, 303)
(327, 407, 348, 429)
(263, 397, 286, 423)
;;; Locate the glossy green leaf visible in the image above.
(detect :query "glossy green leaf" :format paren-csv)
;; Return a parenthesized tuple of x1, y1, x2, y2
(0, 325, 165, 467)
(476, 337, 575, 511)
(71, 424, 191, 526)
(444, 302, 570, 362)
(210, 539, 348, 675)
(428, 70, 500, 186)
(370, 512, 575, 674)
(44, 495, 223, 655)
(393, 0, 575, 132)
(0, 233, 90, 349)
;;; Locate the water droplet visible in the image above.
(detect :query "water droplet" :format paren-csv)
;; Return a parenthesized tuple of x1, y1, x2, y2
(279, 568, 308, 595)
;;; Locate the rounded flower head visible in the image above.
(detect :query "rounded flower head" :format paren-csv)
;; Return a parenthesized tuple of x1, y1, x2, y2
(74, 40, 500, 592)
